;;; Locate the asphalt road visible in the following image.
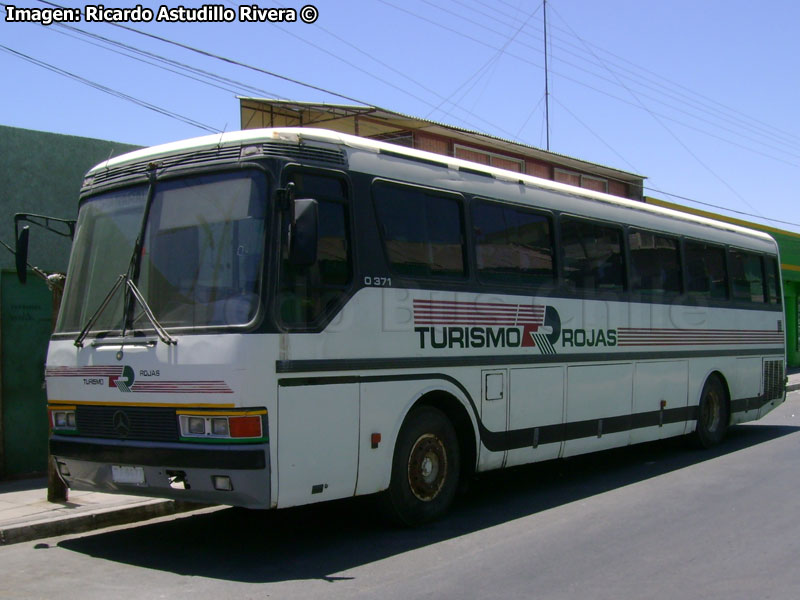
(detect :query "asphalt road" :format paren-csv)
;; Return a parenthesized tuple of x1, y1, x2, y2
(3, 392, 800, 600)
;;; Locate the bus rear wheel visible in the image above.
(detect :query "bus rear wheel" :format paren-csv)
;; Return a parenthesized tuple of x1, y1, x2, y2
(384, 406, 460, 526)
(694, 375, 729, 448)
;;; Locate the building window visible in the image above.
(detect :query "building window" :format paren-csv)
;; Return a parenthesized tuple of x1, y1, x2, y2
(554, 169, 608, 193)
(369, 131, 414, 148)
(453, 144, 524, 173)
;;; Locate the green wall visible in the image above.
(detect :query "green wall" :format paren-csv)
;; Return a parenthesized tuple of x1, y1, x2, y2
(0, 272, 52, 476)
(0, 125, 140, 477)
(0, 125, 140, 273)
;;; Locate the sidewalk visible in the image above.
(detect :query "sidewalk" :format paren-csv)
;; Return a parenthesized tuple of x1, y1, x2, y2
(2, 368, 799, 546)
(787, 367, 800, 393)
(0, 477, 206, 546)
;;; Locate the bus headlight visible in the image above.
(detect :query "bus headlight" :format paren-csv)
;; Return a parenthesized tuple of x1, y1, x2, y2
(49, 406, 77, 432)
(187, 417, 206, 435)
(211, 418, 229, 436)
(178, 410, 266, 442)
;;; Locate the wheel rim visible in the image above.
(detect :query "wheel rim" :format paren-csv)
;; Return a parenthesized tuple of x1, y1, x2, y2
(407, 433, 448, 502)
(702, 385, 722, 433)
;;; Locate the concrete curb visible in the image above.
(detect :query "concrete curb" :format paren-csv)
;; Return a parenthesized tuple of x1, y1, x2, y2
(788, 383, 800, 393)
(0, 499, 205, 546)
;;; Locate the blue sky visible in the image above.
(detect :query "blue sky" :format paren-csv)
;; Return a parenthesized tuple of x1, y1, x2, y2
(2, 0, 799, 232)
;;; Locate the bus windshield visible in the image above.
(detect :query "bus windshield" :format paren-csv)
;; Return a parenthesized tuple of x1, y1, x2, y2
(56, 169, 268, 335)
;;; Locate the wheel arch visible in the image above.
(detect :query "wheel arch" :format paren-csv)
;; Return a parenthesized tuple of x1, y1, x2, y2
(411, 389, 478, 486)
(702, 369, 732, 425)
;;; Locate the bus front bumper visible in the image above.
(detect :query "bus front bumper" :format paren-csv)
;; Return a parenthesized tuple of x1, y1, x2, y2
(50, 436, 271, 509)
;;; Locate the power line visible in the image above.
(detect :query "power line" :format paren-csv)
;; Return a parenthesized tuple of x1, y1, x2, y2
(35, 0, 375, 108)
(645, 186, 800, 230)
(34, 0, 800, 172)
(0, 44, 220, 133)
(33, 0, 537, 143)
(542, 15, 800, 151)
(457, 0, 800, 154)
(49, 20, 288, 99)
(399, 0, 800, 162)
(232, 0, 525, 139)
(544, 3, 763, 219)
(17, 0, 799, 230)
(427, 2, 543, 122)
(50, 26, 243, 96)
(552, 96, 640, 175)
(376, 0, 800, 167)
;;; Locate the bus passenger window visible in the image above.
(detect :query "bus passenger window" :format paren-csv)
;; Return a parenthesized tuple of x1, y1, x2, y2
(373, 182, 466, 279)
(765, 257, 781, 304)
(729, 249, 765, 303)
(628, 230, 681, 295)
(472, 200, 555, 286)
(560, 217, 624, 293)
(686, 241, 728, 300)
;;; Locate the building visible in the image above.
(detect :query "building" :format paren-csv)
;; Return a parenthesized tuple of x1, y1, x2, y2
(238, 99, 645, 200)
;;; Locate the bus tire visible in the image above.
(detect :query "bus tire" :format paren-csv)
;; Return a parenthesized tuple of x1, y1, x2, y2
(384, 406, 460, 526)
(693, 375, 729, 448)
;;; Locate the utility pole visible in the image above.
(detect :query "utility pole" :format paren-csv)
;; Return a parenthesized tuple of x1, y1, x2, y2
(543, 0, 551, 151)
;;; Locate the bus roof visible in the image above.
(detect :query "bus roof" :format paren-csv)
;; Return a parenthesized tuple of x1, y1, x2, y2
(88, 127, 775, 247)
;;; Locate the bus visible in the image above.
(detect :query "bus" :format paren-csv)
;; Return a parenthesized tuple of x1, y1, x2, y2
(44, 127, 786, 525)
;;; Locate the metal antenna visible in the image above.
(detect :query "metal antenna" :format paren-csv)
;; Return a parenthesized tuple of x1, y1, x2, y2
(543, 0, 551, 151)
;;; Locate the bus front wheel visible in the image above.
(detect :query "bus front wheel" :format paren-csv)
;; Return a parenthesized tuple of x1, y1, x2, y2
(694, 375, 729, 448)
(384, 406, 460, 526)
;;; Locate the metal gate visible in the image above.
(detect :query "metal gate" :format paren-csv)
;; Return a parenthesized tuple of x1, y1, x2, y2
(0, 270, 52, 477)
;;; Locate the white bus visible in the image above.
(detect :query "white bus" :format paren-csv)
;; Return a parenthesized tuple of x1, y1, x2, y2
(45, 128, 786, 525)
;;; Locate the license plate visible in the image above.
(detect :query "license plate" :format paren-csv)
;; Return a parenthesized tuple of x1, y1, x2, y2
(111, 465, 145, 485)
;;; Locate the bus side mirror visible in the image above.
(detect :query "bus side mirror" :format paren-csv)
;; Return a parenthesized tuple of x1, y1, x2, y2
(289, 198, 319, 267)
(15, 226, 29, 284)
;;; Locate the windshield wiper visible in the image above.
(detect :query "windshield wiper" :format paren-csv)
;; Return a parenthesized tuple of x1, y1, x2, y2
(74, 165, 179, 349)
(74, 273, 177, 348)
(123, 277, 176, 345)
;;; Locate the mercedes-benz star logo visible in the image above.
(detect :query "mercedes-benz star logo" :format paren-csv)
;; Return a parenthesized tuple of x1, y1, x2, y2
(112, 410, 131, 438)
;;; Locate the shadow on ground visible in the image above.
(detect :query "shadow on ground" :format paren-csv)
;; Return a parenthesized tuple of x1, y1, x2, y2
(57, 423, 798, 583)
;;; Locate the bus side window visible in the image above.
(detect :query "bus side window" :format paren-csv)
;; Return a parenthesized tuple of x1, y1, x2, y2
(628, 229, 681, 295)
(373, 182, 466, 279)
(560, 217, 624, 293)
(278, 172, 351, 327)
(765, 256, 781, 304)
(472, 199, 555, 286)
(686, 241, 728, 300)
(729, 248, 765, 304)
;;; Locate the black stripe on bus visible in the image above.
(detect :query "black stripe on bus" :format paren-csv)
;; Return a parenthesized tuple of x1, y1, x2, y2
(50, 438, 267, 470)
(277, 372, 778, 453)
(275, 347, 784, 374)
